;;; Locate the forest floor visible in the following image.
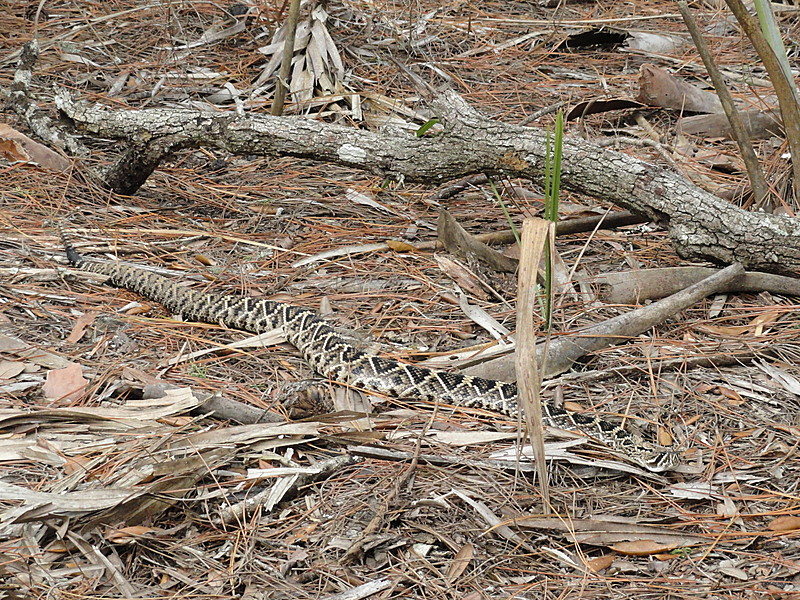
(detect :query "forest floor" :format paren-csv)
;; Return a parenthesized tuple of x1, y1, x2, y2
(2, 0, 800, 598)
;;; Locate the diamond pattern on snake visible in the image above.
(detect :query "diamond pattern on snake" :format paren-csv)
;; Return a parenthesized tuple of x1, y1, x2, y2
(60, 229, 679, 472)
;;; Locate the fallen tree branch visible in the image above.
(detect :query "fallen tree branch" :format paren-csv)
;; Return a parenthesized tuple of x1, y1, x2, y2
(52, 88, 800, 272)
(464, 263, 746, 382)
(593, 266, 800, 304)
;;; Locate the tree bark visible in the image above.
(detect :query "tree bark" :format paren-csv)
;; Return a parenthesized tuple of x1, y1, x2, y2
(55, 89, 800, 273)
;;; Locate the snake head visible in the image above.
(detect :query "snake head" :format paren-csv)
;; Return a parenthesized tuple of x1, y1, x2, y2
(612, 434, 682, 473)
(635, 446, 682, 473)
(623, 439, 683, 473)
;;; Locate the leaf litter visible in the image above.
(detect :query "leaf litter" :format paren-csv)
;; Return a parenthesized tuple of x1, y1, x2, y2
(1, 0, 800, 598)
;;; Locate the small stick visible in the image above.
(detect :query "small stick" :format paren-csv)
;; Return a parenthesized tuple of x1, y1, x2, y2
(271, 0, 302, 116)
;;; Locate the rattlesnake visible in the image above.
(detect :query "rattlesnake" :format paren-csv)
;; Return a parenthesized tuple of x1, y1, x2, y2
(60, 231, 679, 472)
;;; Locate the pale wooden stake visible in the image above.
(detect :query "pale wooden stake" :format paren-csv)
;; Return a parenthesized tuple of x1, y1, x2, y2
(515, 218, 552, 513)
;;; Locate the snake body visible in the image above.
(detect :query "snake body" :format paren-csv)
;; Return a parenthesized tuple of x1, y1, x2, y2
(62, 234, 679, 472)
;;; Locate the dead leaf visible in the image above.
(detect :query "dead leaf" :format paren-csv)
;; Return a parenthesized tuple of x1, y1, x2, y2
(0, 123, 71, 171)
(386, 239, 417, 252)
(610, 539, 680, 556)
(751, 310, 782, 335)
(458, 294, 511, 341)
(669, 481, 719, 500)
(0, 334, 28, 352)
(0, 333, 72, 369)
(105, 525, 162, 543)
(512, 516, 708, 548)
(127, 303, 155, 315)
(345, 188, 394, 215)
(718, 566, 749, 581)
(654, 553, 681, 561)
(768, 516, 800, 532)
(657, 426, 674, 446)
(717, 386, 745, 406)
(44, 540, 72, 553)
(0, 360, 26, 380)
(446, 543, 474, 583)
(585, 554, 614, 572)
(697, 324, 751, 336)
(730, 428, 760, 439)
(66, 311, 98, 344)
(42, 362, 88, 403)
(757, 360, 800, 396)
(0, 481, 142, 522)
(254, 5, 344, 108)
(63, 454, 93, 476)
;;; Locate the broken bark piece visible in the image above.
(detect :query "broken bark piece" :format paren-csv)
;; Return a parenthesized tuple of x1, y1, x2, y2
(437, 209, 518, 273)
(637, 63, 723, 113)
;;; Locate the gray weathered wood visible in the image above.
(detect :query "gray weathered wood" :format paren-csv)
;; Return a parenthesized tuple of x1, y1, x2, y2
(55, 89, 800, 273)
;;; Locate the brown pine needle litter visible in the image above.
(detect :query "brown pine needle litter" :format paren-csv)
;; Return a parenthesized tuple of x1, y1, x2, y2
(2, 0, 800, 598)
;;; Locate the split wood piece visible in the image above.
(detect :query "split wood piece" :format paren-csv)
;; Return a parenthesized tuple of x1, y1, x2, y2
(678, 109, 784, 141)
(593, 266, 800, 305)
(463, 263, 746, 382)
(53, 89, 800, 272)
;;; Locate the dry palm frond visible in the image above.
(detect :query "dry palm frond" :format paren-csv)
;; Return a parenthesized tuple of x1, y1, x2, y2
(253, 3, 346, 113)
